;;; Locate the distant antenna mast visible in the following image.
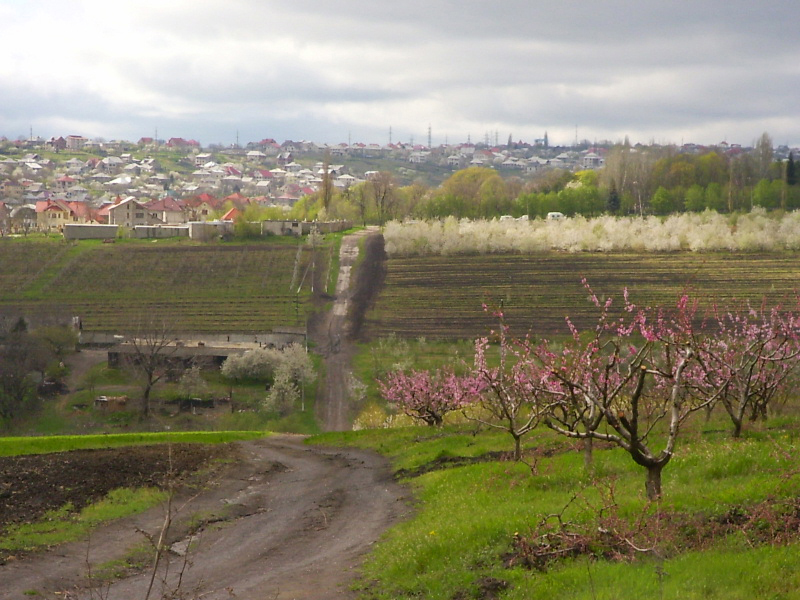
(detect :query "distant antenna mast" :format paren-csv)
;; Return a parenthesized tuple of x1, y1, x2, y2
(236, 130, 239, 147)
(389, 126, 392, 145)
(574, 125, 578, 148)
(495, 130, 499, 146)
(428, 124, 432, 149)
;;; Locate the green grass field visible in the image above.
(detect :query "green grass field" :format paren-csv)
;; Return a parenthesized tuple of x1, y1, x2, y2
(313, 417, 800, 599)
(0, 430, 266, 457)
(366, 252, 800, 339)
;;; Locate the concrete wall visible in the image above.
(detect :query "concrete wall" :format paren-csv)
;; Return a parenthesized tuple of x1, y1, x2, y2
(132, 225, 190, 239)
(260, 220, 352, 237)
(80, 330, 306, 348)
(188, 220, 234, 241)
(63, 224, 119, 240)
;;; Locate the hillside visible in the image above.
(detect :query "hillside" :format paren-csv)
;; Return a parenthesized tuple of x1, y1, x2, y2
(0, 237, 330, 333)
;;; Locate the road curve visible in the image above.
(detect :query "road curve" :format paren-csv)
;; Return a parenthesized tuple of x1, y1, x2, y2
(1, 436, 410, 600)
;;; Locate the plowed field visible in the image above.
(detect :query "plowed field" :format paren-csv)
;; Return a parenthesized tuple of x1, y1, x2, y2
(365, 251, 800, 339)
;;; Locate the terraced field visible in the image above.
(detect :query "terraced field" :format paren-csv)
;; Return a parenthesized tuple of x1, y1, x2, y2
(0, 240, 321, 332)
(365, 252, 800, 339)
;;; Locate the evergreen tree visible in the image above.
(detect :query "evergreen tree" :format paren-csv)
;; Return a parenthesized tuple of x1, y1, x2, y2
(787, 151, 797, 186)
(606, 180, 620, 214)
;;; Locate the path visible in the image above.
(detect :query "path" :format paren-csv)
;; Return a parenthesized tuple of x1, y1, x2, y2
(0, 436, 410, 600)
(313, 227, 379, 431)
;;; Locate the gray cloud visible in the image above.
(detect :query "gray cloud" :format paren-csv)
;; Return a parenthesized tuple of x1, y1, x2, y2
(1, 0, 798, 147)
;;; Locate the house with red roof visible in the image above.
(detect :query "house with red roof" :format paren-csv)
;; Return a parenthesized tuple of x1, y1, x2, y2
(143, 196, 186, 224)
(183, 193, 224, 221)
(221, 206, 241, 221)
(35, 199, 99, 232)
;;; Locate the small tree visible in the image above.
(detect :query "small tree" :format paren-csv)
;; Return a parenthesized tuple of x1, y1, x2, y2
(0, 331, 53, 421)
(469, 327, 550, 461)
(122, 318, 179, 419)
(32, 325, 78, 361)
(379, 367, 482, 426)
(537, 285, 715, 500)
(179, 365, 209, 400)
(221, 347, 281, 381)
(695, 301, 800, 437)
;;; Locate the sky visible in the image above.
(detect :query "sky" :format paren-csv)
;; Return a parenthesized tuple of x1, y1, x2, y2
(1, 0, 798, 149)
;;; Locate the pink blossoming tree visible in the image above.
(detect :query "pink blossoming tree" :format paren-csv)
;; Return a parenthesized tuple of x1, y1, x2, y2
(379, 367, 483, 427)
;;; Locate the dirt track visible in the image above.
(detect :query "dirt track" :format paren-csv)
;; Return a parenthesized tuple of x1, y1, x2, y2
(0, 436, 410, 600)
(312, 227, 381, 432)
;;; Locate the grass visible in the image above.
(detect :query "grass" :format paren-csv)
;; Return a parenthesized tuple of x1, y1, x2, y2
(0, 487, 168, 556)
(311, 415, 800, 599)
(0, 430, 266, 457)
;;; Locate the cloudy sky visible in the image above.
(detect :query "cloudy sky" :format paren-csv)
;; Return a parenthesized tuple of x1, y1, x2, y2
(1, 0, 797, 148)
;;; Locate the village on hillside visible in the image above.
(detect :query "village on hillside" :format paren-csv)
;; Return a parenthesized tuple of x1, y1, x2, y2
(1, 133, 797, 237)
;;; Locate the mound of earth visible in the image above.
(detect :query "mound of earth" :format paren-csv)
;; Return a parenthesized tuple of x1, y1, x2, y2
(0, 443, 234, 548)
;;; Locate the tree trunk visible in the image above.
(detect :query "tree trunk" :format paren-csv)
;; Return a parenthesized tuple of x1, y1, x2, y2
(141, 381, 152, 419)
(731, 416, 742, 438)
(583, 437, 594, 471)
(645, 464, 663, 501)
(513, 434, 522, 461)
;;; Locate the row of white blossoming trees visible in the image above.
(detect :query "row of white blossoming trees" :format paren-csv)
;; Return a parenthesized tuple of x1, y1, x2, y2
(380, 282, 800, 500)
(383, 209, 800, 256)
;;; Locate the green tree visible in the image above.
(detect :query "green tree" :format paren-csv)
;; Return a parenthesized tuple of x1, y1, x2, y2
(754, 132, 774, 179)
(705, 183, 726, 212)
(650, 186, 674, 215)
(369, 171, 397, 225)
(0, 332, 53, 421)
(787, 152, 797, 186)
(32, 326, 78, 361)
(684, 184, 705, 212)
(752, 178, 780, 209)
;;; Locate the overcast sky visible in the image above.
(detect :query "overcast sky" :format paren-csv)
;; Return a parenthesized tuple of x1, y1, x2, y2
(1, 0, 798, 148)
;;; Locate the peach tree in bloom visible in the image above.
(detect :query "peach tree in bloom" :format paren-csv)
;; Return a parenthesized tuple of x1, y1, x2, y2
(379, 367, 483, 427)
(693, 300, 800, 438)
(470, 307, 556, 461)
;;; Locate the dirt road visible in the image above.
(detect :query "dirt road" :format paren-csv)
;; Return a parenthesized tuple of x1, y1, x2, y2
(313, 227, 380, 432)
(0, 436, 410, 600)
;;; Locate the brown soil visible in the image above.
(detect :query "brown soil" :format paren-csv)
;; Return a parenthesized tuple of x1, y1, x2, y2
(0, 443, 234, 546)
